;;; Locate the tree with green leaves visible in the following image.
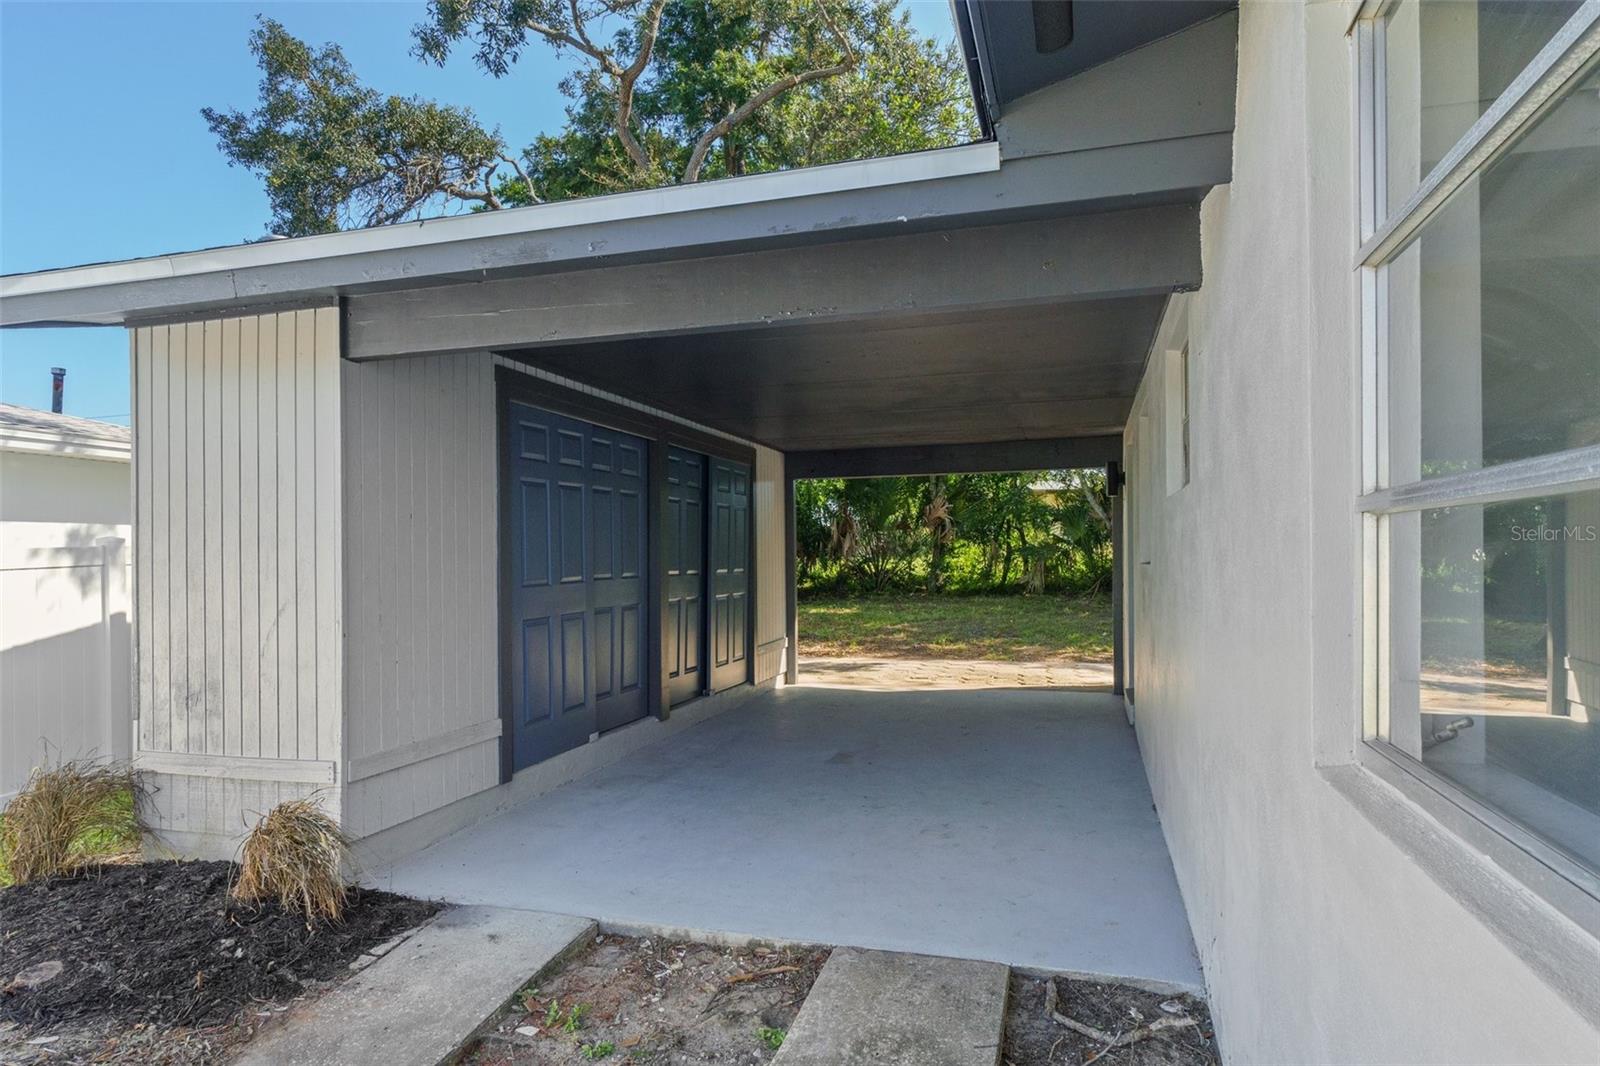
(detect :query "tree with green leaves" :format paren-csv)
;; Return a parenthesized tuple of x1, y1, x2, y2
(206, 0, 976, 236)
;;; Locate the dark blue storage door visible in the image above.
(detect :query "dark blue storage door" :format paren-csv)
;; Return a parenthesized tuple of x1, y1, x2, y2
(589, 427, 650, 733)
(664, 447, 706, 706)
(709, 458, 750, 693)
(506, 401, 649, 771)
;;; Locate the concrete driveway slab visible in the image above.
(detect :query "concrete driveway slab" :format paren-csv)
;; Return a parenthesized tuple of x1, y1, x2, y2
(374, 684, 1202, 990)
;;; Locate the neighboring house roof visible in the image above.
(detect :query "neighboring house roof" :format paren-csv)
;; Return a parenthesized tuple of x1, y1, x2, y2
(0, 403, 131, 462)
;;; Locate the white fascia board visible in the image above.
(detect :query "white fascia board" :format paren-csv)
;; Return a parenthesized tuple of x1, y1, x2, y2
(1, 143, 999, 302)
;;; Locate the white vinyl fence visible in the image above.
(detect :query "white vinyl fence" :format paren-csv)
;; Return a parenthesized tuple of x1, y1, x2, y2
(0, 537, 132, 801)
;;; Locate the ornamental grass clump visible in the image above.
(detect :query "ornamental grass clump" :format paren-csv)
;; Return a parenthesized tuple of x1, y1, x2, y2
(232, 797, 351, 922)
(0, 760, 142, 886)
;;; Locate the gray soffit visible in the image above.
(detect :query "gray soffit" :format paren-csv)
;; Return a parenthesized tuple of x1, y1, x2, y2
(504, 296, 1166, 453)
(963, 0, 1237, 112)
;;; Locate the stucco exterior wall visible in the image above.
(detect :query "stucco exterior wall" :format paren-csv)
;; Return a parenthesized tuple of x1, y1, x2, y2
(1125, 3, 1598, 1062)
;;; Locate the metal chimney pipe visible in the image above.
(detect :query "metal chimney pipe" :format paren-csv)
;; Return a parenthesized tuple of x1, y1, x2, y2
(50, 367, 65, 413)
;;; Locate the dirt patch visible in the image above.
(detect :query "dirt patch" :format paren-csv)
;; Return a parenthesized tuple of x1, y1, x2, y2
(1004, 973, 1219, 1066)
(800, 657, 1112, 691)
(465, 934, 828, 1065)
(0, 860, 440, 1063)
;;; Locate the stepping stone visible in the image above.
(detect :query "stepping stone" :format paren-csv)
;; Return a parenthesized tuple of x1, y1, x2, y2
(773, 947, 1009, 1066)
(234, 906, 594, 1066)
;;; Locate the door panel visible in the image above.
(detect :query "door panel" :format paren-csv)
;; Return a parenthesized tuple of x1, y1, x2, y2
(588, 428, 650, 734)
(506, 401, 650, 770)
(710, 457, 750, 693)
(664, 447, 706, 706)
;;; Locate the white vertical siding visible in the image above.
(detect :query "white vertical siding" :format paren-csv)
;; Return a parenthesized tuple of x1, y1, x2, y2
(753, 444, 786, 683)
(340, 352, 499, 839)
(129, 309, 342, 854)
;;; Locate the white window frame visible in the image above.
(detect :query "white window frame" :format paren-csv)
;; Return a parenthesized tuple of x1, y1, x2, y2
(1352, 0, 1600, 906)
(1164, 344, 1191, 494)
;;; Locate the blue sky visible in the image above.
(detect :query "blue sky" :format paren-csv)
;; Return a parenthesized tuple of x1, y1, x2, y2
(0, 0, 956, 423)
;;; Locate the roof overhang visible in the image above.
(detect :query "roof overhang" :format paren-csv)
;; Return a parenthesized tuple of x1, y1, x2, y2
(5, 144, 1001, 327)
(0, 4, 1238, 456)
(2, 3, 1237, 336)
(2, 119, 1229, 333)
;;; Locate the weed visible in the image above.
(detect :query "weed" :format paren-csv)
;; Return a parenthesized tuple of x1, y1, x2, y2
(563, 1003, 588, 1033)
(756, 1026, 786, 1050)
(231, 796, 350, 921)
(579, 1041, 615, 1059)
(544, 999, 564, 1027)
(0, 760, 142, 885)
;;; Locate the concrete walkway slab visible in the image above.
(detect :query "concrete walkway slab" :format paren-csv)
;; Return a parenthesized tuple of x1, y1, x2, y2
(375, 684, 1202, 990)
(774, 948, 1009, 1066)
(234, 906, 594, 1066)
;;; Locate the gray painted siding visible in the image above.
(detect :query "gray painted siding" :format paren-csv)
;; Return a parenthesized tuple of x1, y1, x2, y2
(340, 352, 499, 839)
(753, 444, 786, 683)
(130, 309, 342, 852)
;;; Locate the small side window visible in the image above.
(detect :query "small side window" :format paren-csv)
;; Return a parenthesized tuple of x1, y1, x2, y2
(1164, 345, 1191, 493)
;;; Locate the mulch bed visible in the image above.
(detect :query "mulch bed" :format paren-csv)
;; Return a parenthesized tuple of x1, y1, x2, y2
(0, 860, 441, 1031)
(1003, 973, 1219, 1066)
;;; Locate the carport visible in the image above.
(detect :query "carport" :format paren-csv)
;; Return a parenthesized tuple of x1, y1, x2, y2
(0, 1, 1237, 990)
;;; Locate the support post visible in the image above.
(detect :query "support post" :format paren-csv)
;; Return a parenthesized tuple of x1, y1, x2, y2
(1108, 467, 1126, 699)
(785, 476, 799, 685)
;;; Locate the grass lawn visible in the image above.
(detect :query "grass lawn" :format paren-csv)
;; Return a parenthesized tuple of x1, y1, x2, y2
(798, 593, 1112, 663)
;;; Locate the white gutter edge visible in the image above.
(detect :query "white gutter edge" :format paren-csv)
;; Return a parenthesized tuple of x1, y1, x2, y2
(1, 142, 1000, 300)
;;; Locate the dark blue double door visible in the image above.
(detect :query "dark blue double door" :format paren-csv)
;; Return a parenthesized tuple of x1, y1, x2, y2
(506, 402, 649, 771)
(662, 449, 751, 703)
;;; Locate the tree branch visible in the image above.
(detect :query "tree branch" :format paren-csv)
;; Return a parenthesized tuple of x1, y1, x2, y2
(567, 0, 604, 60)
(681, 0, 857, 183)
(613, 0, 668, 174)
(500, 152, 541, 204)
(523, 16, 620, 73)
(440, 171, 503, 210)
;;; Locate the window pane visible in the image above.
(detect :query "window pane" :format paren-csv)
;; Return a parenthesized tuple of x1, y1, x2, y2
(1387, 490, 1600, 872)
(1384, 59, 1600, 484)
(1383, 0, 1583, 213)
